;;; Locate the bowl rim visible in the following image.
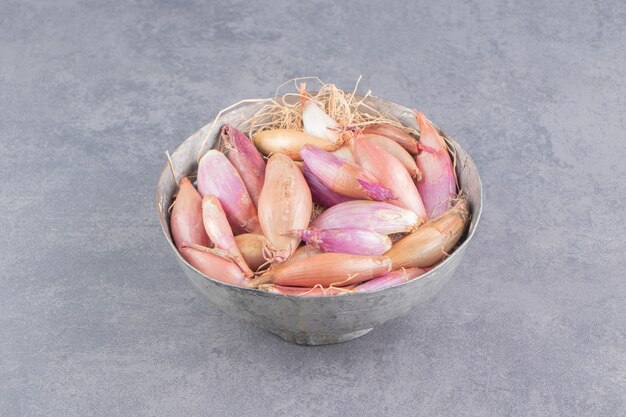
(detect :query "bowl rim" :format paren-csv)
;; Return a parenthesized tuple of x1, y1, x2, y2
(156, 95, 483, 298)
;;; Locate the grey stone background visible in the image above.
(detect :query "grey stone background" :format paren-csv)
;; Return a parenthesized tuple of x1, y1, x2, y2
(1, 0, 624, 416)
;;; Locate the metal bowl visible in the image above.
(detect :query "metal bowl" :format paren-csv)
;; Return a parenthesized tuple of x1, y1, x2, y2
(156, 95, 483, 345)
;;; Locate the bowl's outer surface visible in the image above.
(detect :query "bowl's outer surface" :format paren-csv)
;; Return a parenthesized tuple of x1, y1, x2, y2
(156, 96, 482, 345)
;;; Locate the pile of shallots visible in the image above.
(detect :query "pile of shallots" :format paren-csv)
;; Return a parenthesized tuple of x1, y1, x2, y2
(169, 87, 469, 296)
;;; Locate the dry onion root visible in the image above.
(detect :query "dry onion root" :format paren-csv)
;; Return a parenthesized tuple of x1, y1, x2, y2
(167, 78, 469, 294)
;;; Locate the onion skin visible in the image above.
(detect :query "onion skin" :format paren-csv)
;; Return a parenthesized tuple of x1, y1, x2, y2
(300, 145, 395, 201)
(290, 228, 392, 256)
(179, 246, 247, 287)
(353, 135, 427, 222)
(222, 124, 266, 207)
(258, 284, 353, 296)
(258, 154, 313, 262)
(363, 124, 419, 154)
(197, 150, 261, 234)
(252, 129, 339, 160)
(363, 134, 420, 179)
(234, 233, 268, 271)
(170, 177, 210, 249)
(302, 163, 350, 207)
(415, 112, 457, 218)
(247, 253, 392, 288)
(353, 267, 426, 293)
(202, 195, 253, 277)
(385, 198, 469, 269)
(311, 200, 421, 235)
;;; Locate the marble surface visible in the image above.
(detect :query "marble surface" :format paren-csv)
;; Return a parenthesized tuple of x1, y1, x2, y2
(1, 1, 624, 415)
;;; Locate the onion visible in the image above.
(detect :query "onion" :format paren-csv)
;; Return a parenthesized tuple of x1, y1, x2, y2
(302, 99, 340, 142)
(252, 129, 339, 160)
(221, 124, 266, 207)
(248, 253, 392, 288)
(362, 124, 419, 154)
(289, 228, 392, 256)
(363, 134, 420, 179)
(234, 233, 268, 271)
(170, 177, 210, 249)
(353, 135, 427, 221)
(353, 267, 426, 292)
(385, 198, 469, 269)
(202, 195, 253, 277)
(311, 200, 421, 235)
(258, 154, 313, 262)
(179, 246, 247, 287)
(300, 144, 395, 201)
(197, 150, 261, 234)
(415, 112, 457, 218)
(302, 163, 350, 207)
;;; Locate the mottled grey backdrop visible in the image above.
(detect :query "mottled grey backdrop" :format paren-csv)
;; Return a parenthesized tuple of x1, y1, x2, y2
(1, 0, 624, 416)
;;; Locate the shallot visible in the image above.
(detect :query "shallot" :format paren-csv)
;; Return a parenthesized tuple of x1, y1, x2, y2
(311, 200, 421, 234)
(353, 135, 427, 221)
(300, 145, 395, 201)
(302, 163, 350, 207)
(288, 228, 392, 256)
(363, 124, 419, 154)
(253, 129, 339, 160)
(170, 177, 210, 249)
(385, 198, 469, 269)
(362, 134, 420, 179)
(258, 154, 312, 262)
(179, 245, 247, 287)
(353, 267, 426, 292)
(234, 233, 268, 271)
(415, 112, 457, 218)
(221, 124, 266, 207)
(202, 195, 253, 277)
(248, 253, 392, 288)
(197, 150, 261, 234)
